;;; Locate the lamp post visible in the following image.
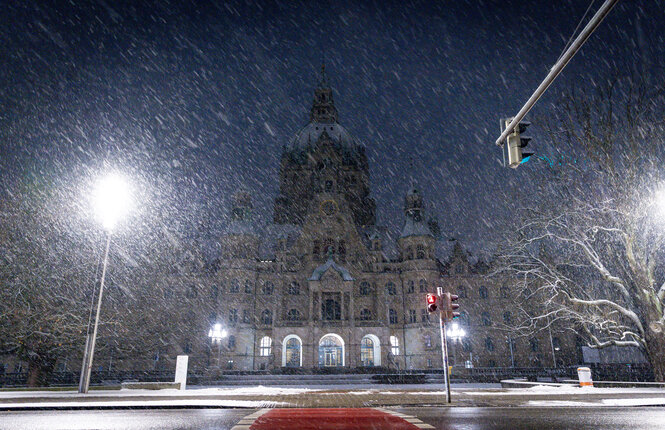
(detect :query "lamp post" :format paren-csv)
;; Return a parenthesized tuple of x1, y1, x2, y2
(446, 322, 466, 367)
(208, 323, 228, 367)
(78, 174, 131, 394)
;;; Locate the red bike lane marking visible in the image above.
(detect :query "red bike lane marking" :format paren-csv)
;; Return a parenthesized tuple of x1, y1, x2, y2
(248, 408, 421, 430)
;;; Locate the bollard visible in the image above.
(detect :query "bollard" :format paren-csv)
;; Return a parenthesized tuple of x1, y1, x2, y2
(577, 367, 593, 387)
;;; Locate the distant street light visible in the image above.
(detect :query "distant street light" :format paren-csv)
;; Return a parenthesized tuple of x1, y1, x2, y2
(78, 173, 131, 394)
(446, 322, 466, 367)
(208, 323, 228, 367)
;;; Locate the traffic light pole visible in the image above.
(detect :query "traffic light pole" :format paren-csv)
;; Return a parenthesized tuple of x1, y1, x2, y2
(437, 287, 451, 403)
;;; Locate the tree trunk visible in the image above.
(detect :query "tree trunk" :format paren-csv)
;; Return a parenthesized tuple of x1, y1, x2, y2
(645, 329, 665, 382)
(26, 358, 55, 387)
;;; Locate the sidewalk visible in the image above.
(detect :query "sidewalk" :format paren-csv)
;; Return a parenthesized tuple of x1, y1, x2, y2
(1, 385, 665, 410)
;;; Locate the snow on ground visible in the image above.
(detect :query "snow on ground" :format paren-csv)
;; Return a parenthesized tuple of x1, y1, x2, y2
(3, 399, 285, 409)
(527, 397, 665, 407)
(465, 385, 665, 396)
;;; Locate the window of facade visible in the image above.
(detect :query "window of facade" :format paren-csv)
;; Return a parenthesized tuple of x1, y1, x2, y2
(460, 311, 470, 326)
(228, 335, 236, 349)
(427, 358, 432, 368)
(386, 282, 397, 296)
(406, 280, 414, 293)
(338, 240, 346, 261)
(457, 286, 467, 298)
(500, 286, 509, 298)
(421, 309, 430, 323)
(285, 337, 301, 367)
(389, 308, 398, 324)
(481, 312, 491, 326)
(390, 336, 400, 355)
(503, 311, 512, 324)
(455, 264, 464, 274)
(485, 337, 495, 352)
(416, 244, 425, 259)
(419, 279, 427, 292)
(242, 309, 250, 323)
(259, 336, 272, 356)
(405, 246, 413, 260)
(244, 280, 253, 294)
(261, 309, 272, 325)
(488, 359, 496, 367)
(210, 285, 219, 300)
(262, 281, 274, 295)
(230, 279, 240, 293)
(313, 240, 320, 256)
(360, 337, 375, 366)
(229, 309, 238, 323)
(462, 338, 472, 352)
(359, 308, 372, 321)
(408, 309, 417, 323)
(325, 180, 333, 192)
(359, 281, 371, 296)
(424, 334, 432, 348)
(322, 299, 341, 320)
(479, 286, 488, 299)
(286, 309, 301, 321)
(288, 281, 300, 295)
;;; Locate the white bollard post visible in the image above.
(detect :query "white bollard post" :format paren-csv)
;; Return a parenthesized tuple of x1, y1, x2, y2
(577, 367, 593, 387)
(175, 355, 189, 390)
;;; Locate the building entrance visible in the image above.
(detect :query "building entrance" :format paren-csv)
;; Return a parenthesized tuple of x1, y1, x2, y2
(318, 334, 344, 367)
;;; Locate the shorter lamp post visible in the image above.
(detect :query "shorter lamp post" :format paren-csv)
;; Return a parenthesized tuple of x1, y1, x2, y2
(208, 323, 228, 368)
(446, 322, 466, 367)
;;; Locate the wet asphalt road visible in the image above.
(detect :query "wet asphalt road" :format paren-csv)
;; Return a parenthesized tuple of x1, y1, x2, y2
(2, 406, 665, 429)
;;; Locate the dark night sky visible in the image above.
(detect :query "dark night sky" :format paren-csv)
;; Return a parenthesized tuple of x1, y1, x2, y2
(1, 0, 664, 258)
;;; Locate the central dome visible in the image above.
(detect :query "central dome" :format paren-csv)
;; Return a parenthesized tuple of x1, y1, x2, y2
(287, 121, 360, 151)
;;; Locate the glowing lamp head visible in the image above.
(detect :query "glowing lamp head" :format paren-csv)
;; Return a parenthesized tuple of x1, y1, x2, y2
(93, 174, 131, 231)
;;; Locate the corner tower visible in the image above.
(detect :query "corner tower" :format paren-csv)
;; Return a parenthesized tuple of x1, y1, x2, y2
(273, 66, 376, 226)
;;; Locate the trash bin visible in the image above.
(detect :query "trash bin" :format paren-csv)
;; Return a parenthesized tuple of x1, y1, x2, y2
(577, 367, 593, 387)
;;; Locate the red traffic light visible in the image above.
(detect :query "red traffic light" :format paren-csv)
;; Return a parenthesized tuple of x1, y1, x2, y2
(426, 293, 438, 313)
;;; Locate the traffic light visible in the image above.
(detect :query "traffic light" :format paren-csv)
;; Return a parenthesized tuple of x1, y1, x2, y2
(426, 293, 438, 313)
(501, 118, 532, 168)
(442, 292, 461, 322)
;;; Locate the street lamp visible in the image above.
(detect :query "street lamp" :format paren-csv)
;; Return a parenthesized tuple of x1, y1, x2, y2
(208, 323, 228, 367)
(446, 322, 466, 367)
(78, 173, 131, 394)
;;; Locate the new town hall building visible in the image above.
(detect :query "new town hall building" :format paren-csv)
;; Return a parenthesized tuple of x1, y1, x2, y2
(184, 70, 580, 373)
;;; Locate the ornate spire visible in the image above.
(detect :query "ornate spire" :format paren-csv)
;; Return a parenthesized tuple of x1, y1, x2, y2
(310, 63, 338, 124)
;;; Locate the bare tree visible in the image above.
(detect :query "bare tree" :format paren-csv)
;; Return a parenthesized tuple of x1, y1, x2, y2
(496, 77, 665, 381)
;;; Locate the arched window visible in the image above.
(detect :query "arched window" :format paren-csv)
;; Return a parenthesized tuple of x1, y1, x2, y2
(288, 281, 300, 295)
(485, 337, 494, 352)
(359, 282, 371, 296)
(503, 311, 512, 324)
(230, 279, 240, 293)
(479, 286, 489, 299)
(389, 308, 398, 324)
(360, 335, 381, 367)
(286, 309, 301, 321)
(419, 279, 427, 293)
(284, 335, 302, 367)
(262, 281, 274, 295)
(228, 335, 236, 349)
(386, 282, 397, 296)
(416, 244, 425, 259)
(313, 240, 320, 256)
(244, 280, 253, 294)
(338, 240, 346, 261)
(405, 246, 413, 260)
(457, 286, 467, 298)
(259, 336, 272, 356)
(261, 309, 272, 325)
(406, 280, 415, 293)
(390, 335, 400, 356)
(359, 308, 372, 321)
(481, 312, 492, 326)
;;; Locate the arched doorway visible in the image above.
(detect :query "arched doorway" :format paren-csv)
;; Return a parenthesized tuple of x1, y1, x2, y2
(282, 335, 302, 367)
(318, 333, 344, 367)
(360, 334, 381, 367)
